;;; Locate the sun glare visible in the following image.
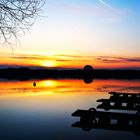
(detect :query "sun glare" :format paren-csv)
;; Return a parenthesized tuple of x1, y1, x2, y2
(41, 61, 57, 67)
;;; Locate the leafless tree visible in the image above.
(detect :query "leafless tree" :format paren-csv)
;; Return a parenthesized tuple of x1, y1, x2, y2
(0, 0, 45, 46)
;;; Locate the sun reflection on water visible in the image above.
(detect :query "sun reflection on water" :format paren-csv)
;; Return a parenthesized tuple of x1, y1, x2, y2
(40, 80, 57, 87)
(0, 79, 140, 98)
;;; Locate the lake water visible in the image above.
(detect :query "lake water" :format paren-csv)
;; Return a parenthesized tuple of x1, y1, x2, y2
(0, 79, 140, 140)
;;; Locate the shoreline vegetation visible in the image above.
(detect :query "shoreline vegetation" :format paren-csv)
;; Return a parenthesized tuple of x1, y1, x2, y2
(0, 67, 140, 80)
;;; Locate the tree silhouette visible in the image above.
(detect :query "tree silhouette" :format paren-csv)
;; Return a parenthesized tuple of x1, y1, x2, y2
(83, 65, 93, 71)
(0, 0, 45, 45)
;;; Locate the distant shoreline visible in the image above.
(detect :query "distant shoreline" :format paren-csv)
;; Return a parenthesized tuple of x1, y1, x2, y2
(0, 68, 140, 80)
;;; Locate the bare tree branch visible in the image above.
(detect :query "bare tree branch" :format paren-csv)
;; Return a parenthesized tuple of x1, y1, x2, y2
(0, 0, 46, 46)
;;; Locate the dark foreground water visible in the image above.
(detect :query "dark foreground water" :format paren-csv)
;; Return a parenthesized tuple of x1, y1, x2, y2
(0, 79, 140, 140)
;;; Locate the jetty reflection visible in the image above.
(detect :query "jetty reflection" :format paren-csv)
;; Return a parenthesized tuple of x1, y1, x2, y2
(72, 92, 140, 135)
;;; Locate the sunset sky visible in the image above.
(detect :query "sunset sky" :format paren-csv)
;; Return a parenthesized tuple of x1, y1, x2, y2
(0, 0, 140, 69)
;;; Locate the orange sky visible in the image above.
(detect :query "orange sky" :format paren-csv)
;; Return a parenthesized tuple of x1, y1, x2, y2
(0, 50, 140, 69)
(0, 1, 140, 69)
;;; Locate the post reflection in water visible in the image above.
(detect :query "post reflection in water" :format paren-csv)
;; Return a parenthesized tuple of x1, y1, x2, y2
(0, 79, 140, 140)
(83, 77, 94, 84)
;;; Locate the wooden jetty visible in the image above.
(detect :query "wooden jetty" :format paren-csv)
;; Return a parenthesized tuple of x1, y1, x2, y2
(97, 92, 140, 111)
(72, 109, 139, 120)
(72, 108, 140, 133)
(72, 92, 140, 133)
(109, 92, 140, 99)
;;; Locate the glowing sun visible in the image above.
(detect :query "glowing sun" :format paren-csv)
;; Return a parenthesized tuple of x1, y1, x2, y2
(41, 61, 57, 67)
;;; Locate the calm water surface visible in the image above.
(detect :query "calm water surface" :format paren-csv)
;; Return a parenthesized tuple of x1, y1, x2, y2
(0, 79, 140, 140)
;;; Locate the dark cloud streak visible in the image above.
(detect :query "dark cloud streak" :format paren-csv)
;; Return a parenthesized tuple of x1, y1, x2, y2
(95, 56, 140, 63)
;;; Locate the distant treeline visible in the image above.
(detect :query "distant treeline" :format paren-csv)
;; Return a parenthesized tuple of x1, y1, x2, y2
(0, 68, 140, 80)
